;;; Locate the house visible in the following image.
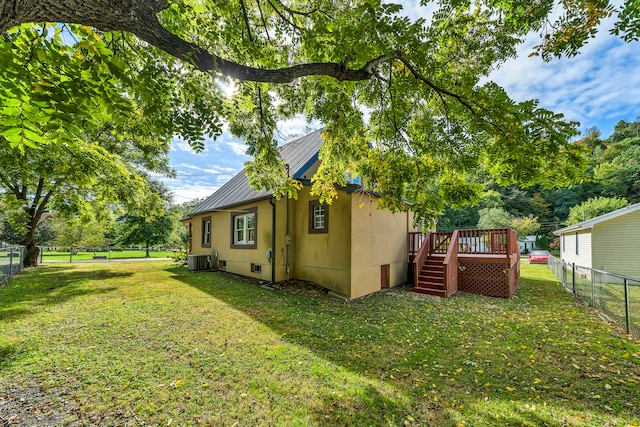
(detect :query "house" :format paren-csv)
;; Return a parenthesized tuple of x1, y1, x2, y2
(553, 202, 640, 279)
(519, 235, 537, 253)
(182, 129, 419, 299)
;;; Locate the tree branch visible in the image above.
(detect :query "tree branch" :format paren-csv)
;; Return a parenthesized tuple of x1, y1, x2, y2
(0, 0, 382, 83)
(31, 177, 44, 212)
(239, 0, 255, 43)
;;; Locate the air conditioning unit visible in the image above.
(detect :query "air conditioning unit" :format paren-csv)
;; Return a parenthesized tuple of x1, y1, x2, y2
(187, 254, 210, 271)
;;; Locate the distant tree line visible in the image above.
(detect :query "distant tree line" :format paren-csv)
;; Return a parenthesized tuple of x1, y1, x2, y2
(0, 181, 203, 256)
(437, 118, 640, 247)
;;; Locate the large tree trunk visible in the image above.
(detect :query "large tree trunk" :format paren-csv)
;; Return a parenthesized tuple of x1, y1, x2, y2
(22, 224, 39, 267)
(13, 180, 53, 268)
(24, 240, 40, 268)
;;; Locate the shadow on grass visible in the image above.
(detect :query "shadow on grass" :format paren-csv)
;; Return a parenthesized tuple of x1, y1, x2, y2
(165, 264, 640, 425)
(0, 265, 127, 323)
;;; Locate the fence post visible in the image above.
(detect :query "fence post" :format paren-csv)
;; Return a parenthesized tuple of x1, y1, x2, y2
(591, 270, 595, 307)
(39, 247, 43, 264)
(572, 263, 575, 294)
(624, 278, 631, 335)
(9, 247, 13, 281)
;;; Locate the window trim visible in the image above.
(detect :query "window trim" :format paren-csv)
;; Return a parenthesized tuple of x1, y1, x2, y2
(308, 200, 329, 234)
(201, 216, 211, 248)
(230, 207, 258, 249)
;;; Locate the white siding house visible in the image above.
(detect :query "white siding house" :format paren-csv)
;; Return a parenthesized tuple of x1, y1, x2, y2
(554, 203, 640, 279)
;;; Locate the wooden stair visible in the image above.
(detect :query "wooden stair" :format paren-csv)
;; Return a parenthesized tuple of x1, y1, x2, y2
(414, 255, 446, 297)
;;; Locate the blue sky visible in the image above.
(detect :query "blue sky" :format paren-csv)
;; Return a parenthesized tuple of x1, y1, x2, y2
(161, 3, 640, 203)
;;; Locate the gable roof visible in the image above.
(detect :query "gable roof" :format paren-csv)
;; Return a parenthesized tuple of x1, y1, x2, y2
(188, 129, 323, 216)
(553, 202, 640, 235)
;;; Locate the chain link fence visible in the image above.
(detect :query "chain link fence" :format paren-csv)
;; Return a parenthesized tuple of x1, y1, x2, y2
(548, 255, 639, 337)
(0, 246, 27, 285)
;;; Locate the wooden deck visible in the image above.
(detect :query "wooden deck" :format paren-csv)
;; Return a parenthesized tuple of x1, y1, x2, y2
(410, 229, 520, 298)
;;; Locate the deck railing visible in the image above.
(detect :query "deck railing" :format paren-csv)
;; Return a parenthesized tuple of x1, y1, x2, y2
(457, 228, 511, 255)
(413, 232, 432, 287)
(408, 232, 426, 261)
(430, 232, 452, 254)
(442, 230, 459, 296)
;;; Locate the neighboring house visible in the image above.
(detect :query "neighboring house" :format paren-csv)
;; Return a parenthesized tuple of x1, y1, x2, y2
(519, 235, 537, 253)
(553, 202, 640, 279)
(182, 129, 418, 299)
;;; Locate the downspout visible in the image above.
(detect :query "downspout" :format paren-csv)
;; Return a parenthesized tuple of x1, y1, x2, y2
(285, 164, 290, 283)
(269, 198, 276, 284)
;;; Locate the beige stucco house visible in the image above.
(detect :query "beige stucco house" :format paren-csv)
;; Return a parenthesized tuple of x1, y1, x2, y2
(554, 202, 640, 279)
(182, 129, 418, 299)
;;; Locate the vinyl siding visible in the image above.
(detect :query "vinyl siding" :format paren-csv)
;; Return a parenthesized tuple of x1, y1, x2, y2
(560, 229, 592, 268)
(592, 210, 640, 278)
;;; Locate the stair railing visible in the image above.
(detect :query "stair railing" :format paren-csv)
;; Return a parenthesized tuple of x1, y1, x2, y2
(442, 230, 459, 297)
(413, 232, 432, 287)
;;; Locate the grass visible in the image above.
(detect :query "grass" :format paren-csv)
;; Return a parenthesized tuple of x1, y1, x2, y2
(549, 265, 640, 337)
(41, 250, 175, 261)
(1, 262, 639, 426)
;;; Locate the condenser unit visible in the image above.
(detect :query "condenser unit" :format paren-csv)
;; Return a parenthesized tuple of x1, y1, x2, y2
(187, 254, 210, 271)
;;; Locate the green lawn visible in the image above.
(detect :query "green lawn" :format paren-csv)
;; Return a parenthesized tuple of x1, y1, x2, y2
(41, 250, 175, 261)
(1, 262, 639, 426)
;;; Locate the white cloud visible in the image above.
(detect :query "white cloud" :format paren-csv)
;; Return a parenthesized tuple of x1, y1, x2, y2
(277, 116, 322, 142)
(226, 141, 249, 156)
(170, 185, 218, 202)
(489, 35, 640, 135)
(171, 140, 195, 153)
(216, 174, 235, 184)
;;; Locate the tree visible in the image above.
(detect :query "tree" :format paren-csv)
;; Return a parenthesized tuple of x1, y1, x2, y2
(510, 216, 541, 240)
(594, 138, 640, 203)
(0, 110, 172, 266)
(115, 180, 176, 257)
(0, 216, 55, 247)
(3, 1, 605, 229)
(167, 198, 205, 251)
(477, 207, 513, 230)
(51, 213, 113, 251)
(566, 196, 629, 226)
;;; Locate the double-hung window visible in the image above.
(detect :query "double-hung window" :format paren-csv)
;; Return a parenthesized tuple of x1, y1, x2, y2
(231, 208, 257, 248)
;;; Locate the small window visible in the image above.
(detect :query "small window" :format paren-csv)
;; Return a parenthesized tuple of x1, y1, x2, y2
(251, 263, 262, 274)
(219, 260, 226, 270)
(308, 200, 329, 234)
(345, 172, 362, 185)
(231, 208, 257, 248)
(313, 204, 325, 229)
(201, 216, 211, 248)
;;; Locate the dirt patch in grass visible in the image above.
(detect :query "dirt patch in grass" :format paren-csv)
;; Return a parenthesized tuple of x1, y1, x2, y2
(1, 381, 78, 426)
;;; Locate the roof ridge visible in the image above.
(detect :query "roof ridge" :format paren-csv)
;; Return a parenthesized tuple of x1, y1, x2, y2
(186, 129, 324, 216)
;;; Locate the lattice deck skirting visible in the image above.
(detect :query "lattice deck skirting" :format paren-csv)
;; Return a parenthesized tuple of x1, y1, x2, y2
(458, 260, 516, 298)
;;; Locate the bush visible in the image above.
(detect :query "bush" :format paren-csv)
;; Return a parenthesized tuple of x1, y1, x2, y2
(172, 251, 187, 263)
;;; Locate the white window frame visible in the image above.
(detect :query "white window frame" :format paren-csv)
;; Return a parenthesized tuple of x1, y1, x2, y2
(234, 212, 256, 245)
(313, 204, 325, 230)
(202, 216, 211, 248)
